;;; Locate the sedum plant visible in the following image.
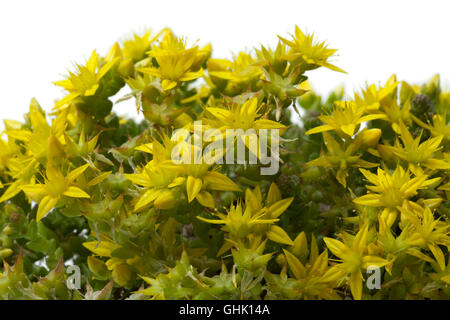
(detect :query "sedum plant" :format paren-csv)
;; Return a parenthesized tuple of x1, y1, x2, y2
(0, 26, 449, 300)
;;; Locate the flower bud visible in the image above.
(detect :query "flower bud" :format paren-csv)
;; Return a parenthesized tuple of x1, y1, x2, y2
(275, 253, 286, 266)
(0, 248, 13, 259)
(2, 225, 12, 235)
(358, 128, 381, 148)
(300, 166, 322, 180)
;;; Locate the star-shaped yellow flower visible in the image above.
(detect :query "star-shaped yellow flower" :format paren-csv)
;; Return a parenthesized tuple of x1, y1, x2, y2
(23, 163, 91, 221)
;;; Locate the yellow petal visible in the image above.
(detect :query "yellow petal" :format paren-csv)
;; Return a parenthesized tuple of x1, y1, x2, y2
(341, 124, 356, 136)
(0, 180, 24, 203)
(405, 248, 435, 263)
(97, 57, 120, 79)
(283, 249, 306, 280)
(206, 108, 233, 122)
(267, 197, 294, 219)
(87, 171, 112, 187)
(362, 255, 389, 269)
(53, 92, 81, 110)
(84, 84, 99, 96)
(135, 143, 153, 154)
(203, 171, 241, 192)
(186, 176, 203, 203)
(83, 241, 119, 257)
(320, 265, 346, 283)
(324, 237, 348, 260)
(266, 183, 282, 207)
(36, 196, 59, 222)
(350, 271, 363, 300)
(67, 163, 91, 182)
(134, 189, 161, 211)
(195, 191, 215, 208)
(428, 244, 446, 271)
(291, 232, 309, 259)
(4, 129, 32, 142)
(216, 241, 234, 257)
(161, 79, 178, 91)
(253, 119, 286, 130)
(267, 225, 294, 245)
(63, 186, 90, 199)
(440, 275, 450, 285)
(353, 194, 382, 207)
(123, 172, 151, 187)
(22, 184, 47, 201)
(358, 114, 387, 123)
(196, 216, 226, 225)
(179, 69, 203, 81)
(168, 177, 186, 188)
(305, 124, 334, 135)
(154, 190, 176, 210)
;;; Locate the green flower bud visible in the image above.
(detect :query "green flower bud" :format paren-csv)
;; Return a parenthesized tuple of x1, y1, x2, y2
(0, 248, 13, 259)
(275, 253, 286, 266)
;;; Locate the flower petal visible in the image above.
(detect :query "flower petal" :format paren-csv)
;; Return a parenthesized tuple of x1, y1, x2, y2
(186, 176, 202, 203)
(63, 186, 90, 199)
(36, 196, 59, 222)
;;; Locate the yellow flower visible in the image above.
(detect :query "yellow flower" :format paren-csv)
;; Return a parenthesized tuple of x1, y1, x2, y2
(0, 136, 20, 173)
(122, 30, 160, 61)
(376, 214, 414, 273)
(129, 136, 240, 210)
(401, 206, 450, 271)
(124, 160, 183, 211)
(306, 132, 378, 187)
(206, 97, 284, 130)
(208, 52, 262, 84)
(4, 99, 67, 163)
(382, 122, 450, 171)
(278, 25, 345, 73)
(66, 128, 99, 158)
(53, 50, 119, 109)
(255, 41, 289, 75)
(197, 183, 293, 245)
(322, 224, 389, 300)
(305, 101, 386, 137)
(198, 201, 278, 238)
(355, 167, 439, 208)
(179, 146, 241, 208)
(276, 232, 341, 300)
(429, 255, 450, 285)
(0, 158, 38, 204)
(135, 133, 180, 163)
(379, 99, 412, 134)
(354, 166, 440, 227)
(204, 97, 285, 159)
(22, 163, 91, 221)
(137, 30, 208, 91)
(354, 75, 399, 112)
(412, 113, 450, 141)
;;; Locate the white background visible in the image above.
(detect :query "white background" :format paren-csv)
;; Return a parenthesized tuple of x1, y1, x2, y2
(0, 0, 449, 127)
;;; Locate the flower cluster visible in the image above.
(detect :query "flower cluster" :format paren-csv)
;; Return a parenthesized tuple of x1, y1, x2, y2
(0, 26, 448, 300)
